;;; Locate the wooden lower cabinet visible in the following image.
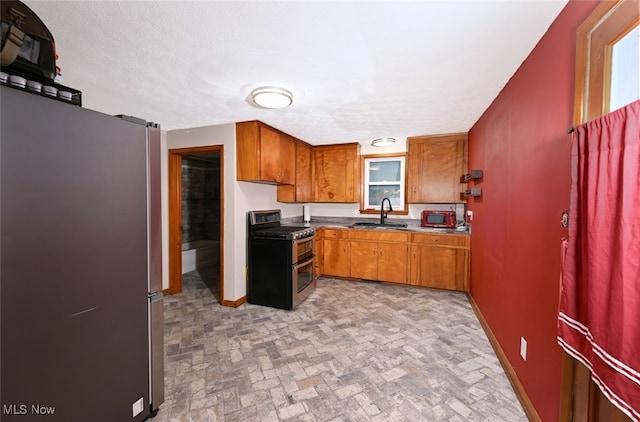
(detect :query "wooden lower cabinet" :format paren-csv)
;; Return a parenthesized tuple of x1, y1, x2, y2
(409, 233, 469, 291)
(349, 230, 409, 284)
(378, 243, 408, 283)
(350, 240, 407, 283)
(321, 229, 349, 277)
(314, 233, 323, 279)
(317, 228, 468, 291)
(349, 240, 377, 280)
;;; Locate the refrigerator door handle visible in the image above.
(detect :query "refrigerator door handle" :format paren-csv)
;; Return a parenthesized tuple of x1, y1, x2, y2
(148, 292, 164, 412)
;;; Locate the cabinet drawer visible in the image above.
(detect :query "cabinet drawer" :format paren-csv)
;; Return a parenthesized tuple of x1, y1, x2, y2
(350, 230, 409, 242)
(412, 233, 469, 247)
(323, 229, 349, 239)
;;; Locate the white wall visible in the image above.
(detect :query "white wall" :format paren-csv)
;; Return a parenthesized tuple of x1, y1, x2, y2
(162, 123, 300, 301)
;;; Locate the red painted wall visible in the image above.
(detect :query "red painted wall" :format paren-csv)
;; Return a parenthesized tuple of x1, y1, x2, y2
(467, 1, 600, 421)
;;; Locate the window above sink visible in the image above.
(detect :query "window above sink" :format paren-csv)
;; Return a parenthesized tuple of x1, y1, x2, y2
(360, 154, 408, 215)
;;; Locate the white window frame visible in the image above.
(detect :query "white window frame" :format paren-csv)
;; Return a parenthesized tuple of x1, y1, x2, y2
(362, 156, 406, 211)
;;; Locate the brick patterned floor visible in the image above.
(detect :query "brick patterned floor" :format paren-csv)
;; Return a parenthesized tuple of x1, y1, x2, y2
(155, 269, 527, 421)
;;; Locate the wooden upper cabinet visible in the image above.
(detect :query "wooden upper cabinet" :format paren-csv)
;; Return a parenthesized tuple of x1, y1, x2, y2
(407, 133, 468, 203)
(295, 143, 312, 201)
(260, 125, 295, 184)
(277, 141, 312, 203)
(312, 143, 360, 203)
(236, 121, 295, 185)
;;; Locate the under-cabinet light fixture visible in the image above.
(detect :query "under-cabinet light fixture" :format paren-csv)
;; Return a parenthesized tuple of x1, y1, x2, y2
(250, 86, 293, 109)
(371, 137, 396, 147)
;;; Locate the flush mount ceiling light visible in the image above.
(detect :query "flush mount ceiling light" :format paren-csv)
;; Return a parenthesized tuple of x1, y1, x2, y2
(371, 137, 396, 147)
(250, 86, 293, 109)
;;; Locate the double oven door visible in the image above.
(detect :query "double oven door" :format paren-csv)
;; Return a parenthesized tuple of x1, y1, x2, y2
(247, 234, 316, 310)
(292, 236, 315, 308)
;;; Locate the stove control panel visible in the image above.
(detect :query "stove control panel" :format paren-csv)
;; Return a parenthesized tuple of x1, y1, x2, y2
(292, 228, 315, 240)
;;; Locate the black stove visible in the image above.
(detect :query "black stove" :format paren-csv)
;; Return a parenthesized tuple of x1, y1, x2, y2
(246, 210, 317, 310)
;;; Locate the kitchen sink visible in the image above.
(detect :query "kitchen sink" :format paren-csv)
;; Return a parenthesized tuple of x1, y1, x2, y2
(350, 222, 408, 228)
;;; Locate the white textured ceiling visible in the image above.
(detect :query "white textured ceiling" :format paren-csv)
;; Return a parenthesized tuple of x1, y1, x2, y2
(25, 0, 567, 145)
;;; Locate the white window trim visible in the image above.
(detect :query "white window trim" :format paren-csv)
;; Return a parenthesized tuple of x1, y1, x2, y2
(363, 156, 406, 211)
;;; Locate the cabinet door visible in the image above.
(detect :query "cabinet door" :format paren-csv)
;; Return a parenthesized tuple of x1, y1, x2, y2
(258, 125, 281, 183)
(314, 233, 323, 279)
(278, 133, 296, 185)
(407, 141, 426, 203)
(277, 141, 312, 203)
(295, 143, 312, 201)
(313, 148, 347, 202)
(323, 238, 349, 277)
(260, 126, 295, 184)
(377, 242, 408, 284)
(407, 134, 467, 203)
(349, 240, 378, 280)
(416, 245, 468, 291)
(409, 245, 420, 285)
(343, 146, 359, 202)
(236, 121, 261, 181)
(236, 121, 296, 185)
(312, 144, 359, 202)
(422, 139, 462, 202)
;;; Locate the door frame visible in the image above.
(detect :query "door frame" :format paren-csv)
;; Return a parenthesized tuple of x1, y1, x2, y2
(560, 1, 638, 420)
(168, 145, 224, 302)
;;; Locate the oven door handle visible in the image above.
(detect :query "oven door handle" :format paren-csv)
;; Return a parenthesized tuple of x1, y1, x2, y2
(293, 255, 315, 269)
(293, 234, 316, 243)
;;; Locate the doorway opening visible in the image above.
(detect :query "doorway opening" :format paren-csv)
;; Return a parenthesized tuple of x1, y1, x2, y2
(168, 145, 224, 303)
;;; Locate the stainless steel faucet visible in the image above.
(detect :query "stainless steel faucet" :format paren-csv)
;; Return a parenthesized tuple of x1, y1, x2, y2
(380, 197, 392, 224)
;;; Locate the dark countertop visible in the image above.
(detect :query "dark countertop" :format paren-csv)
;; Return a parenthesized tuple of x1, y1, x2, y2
(282, 216, 470, 235)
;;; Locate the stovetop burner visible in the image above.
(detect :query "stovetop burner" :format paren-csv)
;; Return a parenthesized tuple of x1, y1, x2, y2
(248, 210, 315, 240)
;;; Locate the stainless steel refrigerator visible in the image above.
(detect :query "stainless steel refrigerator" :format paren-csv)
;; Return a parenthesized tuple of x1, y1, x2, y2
(0, 86, 164, 421)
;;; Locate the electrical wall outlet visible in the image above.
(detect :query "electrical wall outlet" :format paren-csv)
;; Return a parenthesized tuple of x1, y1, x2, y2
(467, 210, 473, 221)
(520, 337, 528, 361)
(132, 398, 144, 417)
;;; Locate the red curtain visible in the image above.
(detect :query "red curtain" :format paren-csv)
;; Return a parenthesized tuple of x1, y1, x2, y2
(558, 99, 640, 420)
